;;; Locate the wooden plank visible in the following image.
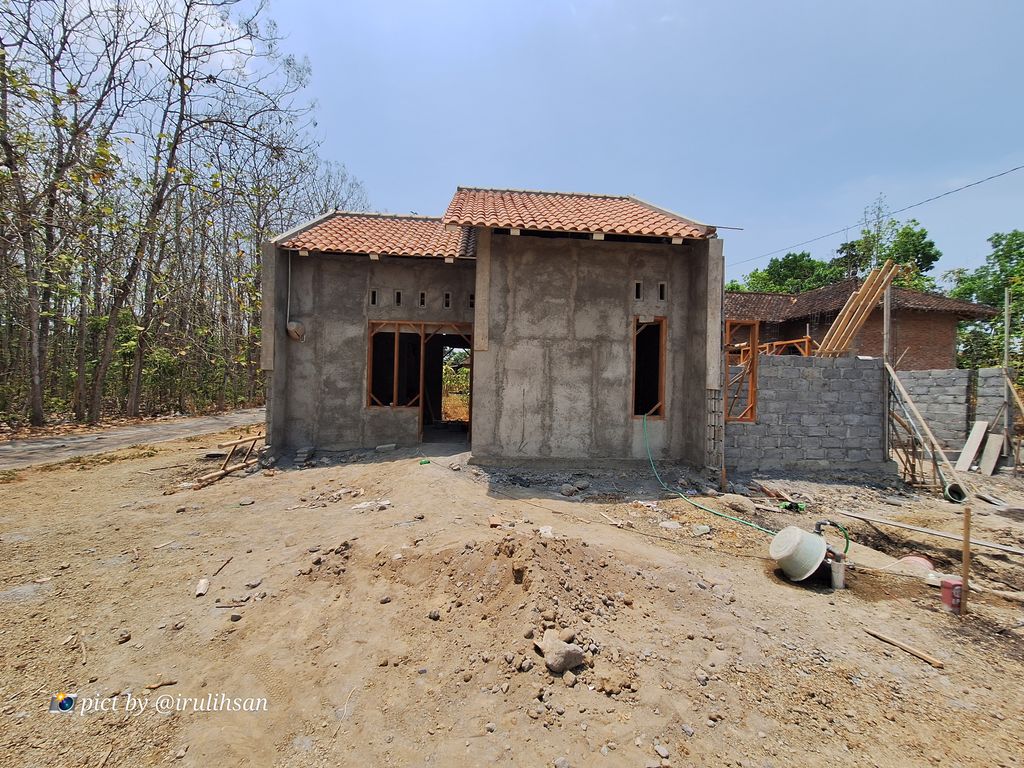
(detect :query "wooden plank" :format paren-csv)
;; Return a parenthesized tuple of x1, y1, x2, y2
(817, 290, 860, 352)
(955, 421, 989, 471)
(978, 432, 1003, 476)
(864, 629, 944, 668)
(829, 260, 897, 355)
(835, 510, 1024, 556)
(821, 261, 894, 354)
(820, 265, 885, 352)
(886, 362, 966, 493)
(217, 434, 264, 449)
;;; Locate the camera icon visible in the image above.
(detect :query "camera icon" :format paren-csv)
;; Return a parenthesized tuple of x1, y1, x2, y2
(48, 692, 77, 713)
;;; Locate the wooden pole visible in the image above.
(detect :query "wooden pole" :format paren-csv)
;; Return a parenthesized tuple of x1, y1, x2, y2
(886, 362, 969, 495)
(834, 510, 1024, 556)
(883, 284, 892, 459)
(1004, 287, 1011, 454)
(961, 505, 972, 616)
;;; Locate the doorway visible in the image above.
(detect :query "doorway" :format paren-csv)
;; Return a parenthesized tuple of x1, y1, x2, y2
(423, 331, 472, 443)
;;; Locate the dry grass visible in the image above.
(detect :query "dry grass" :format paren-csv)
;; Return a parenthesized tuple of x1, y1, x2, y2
(441, 394, 469, 422)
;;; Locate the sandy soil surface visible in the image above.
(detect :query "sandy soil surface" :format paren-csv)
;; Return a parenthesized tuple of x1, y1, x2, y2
(1, 432, 1022, 768)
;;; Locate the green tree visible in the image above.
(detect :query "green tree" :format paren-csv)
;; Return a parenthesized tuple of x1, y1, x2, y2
(832, 197, 941, 290)
(947, 230, 1024, 370)
(728, 251, 843, 293)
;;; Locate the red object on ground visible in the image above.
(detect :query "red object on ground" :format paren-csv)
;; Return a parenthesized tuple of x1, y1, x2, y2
(941, 577, 963, 614)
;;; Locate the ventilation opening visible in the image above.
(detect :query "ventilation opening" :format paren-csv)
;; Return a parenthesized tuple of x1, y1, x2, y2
(634, 281, 643, 301)
(658, 282, 666, 301)
(633, 318, 664, 417)
(443, 292, 451, 309)
(419, 291, 426, 308)
(469, 293, 475, 309)
(394, 290, 403, 307)
(369, 331, 421, 407)
(370, 289, 378, 307)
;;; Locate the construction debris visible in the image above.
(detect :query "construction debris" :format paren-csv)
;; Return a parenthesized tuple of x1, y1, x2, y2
(195, 433, 264, 487)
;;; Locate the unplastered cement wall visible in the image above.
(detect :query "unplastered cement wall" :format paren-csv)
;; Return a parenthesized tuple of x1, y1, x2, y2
(725, 356, 890, 474)
(263, 248, 475, 451)
(470, 231, 723, 465)
(898, 367, 1013, 450)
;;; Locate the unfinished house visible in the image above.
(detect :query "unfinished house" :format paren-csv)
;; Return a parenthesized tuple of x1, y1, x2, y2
(261, 188, 724, 466)
(725, 280, 997, 370)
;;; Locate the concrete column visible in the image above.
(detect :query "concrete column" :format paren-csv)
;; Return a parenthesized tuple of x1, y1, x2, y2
(261, 243, 289, 448)
(260, 241, 277, 371)
(705, 238, 724, 392)
(473, 227, 491, 352)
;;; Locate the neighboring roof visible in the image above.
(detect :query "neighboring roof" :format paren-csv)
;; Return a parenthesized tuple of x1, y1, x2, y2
(726, 279, 998, 322)
(442, 187, 715, 239)
(275, 212, 475, 259)
(723, 291, 797, 323)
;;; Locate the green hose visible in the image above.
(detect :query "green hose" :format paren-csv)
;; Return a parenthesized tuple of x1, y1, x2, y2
(642, 415, 777, 536)
(830, 521, 851, 555)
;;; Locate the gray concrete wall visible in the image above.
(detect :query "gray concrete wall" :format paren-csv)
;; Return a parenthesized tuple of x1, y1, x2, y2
(471, 232, 720, 465)
(897, 369, 972, 449)
(976, 367, 1014, 435)
(894, 367, 1013, 449)
(264, 248, 475, 451)
(725, 356, 891, 474)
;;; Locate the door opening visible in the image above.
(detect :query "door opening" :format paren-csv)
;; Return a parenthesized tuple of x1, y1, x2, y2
(423, 333, 472, 443)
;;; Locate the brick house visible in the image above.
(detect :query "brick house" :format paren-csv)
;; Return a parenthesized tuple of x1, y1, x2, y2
(725, 279, 997, 370)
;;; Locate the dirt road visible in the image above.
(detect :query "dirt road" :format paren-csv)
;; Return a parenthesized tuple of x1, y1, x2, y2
(0, 408, 265, 470)
(1, 434, 1022, 767)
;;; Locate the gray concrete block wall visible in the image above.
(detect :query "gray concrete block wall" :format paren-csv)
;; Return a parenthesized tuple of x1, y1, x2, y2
(725, 356, 890, 474)
(976, 367, 1014, 435)
(897, 369, 971, 449)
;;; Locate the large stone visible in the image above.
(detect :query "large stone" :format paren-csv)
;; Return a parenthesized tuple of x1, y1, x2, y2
(719, 494, 755, 516)
(534, 629, 584, 673)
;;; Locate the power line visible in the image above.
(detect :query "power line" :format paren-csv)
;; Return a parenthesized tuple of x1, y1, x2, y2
(731, 163, 1024, 269)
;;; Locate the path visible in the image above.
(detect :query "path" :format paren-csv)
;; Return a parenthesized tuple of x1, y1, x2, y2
(0, 407, 265, 470)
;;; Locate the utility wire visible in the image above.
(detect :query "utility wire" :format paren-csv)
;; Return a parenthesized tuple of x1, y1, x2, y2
(732, 163, 1024, 269)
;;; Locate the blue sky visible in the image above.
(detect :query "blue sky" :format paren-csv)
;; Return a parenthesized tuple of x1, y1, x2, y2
(273, 0, 1024, 283)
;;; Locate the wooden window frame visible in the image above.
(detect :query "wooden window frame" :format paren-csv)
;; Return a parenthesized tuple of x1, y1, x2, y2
(632, 316, 666, 420)
(366, 320, 473, 414)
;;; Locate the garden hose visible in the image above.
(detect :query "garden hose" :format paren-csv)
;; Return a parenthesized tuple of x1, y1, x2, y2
(642, 415, 777, 537)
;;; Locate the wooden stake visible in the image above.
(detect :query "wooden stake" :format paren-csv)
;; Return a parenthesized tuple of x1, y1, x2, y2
(961, 505, 972, 616)
(864, 628, 944, 668)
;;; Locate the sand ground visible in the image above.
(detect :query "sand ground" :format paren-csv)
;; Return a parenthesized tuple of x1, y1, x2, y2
(1, 425, 1022, 767)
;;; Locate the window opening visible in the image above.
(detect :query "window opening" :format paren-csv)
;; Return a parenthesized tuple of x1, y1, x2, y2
(633, 317, 665, 417)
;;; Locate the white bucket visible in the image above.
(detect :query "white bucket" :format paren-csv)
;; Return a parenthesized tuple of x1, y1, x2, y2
(769, 526, 827, 582)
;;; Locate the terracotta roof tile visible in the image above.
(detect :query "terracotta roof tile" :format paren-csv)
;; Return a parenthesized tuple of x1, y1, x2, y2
(788, 279, 998, 320)
(726, 280, 997, 322)
(277, 212, 475, 259)
(442, 187, 715, 239)
(723, 292, 797, 323)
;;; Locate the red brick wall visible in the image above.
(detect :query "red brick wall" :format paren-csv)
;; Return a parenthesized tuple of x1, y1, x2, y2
(729, 309, 960, 370)
(853, 310, 958, 370)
